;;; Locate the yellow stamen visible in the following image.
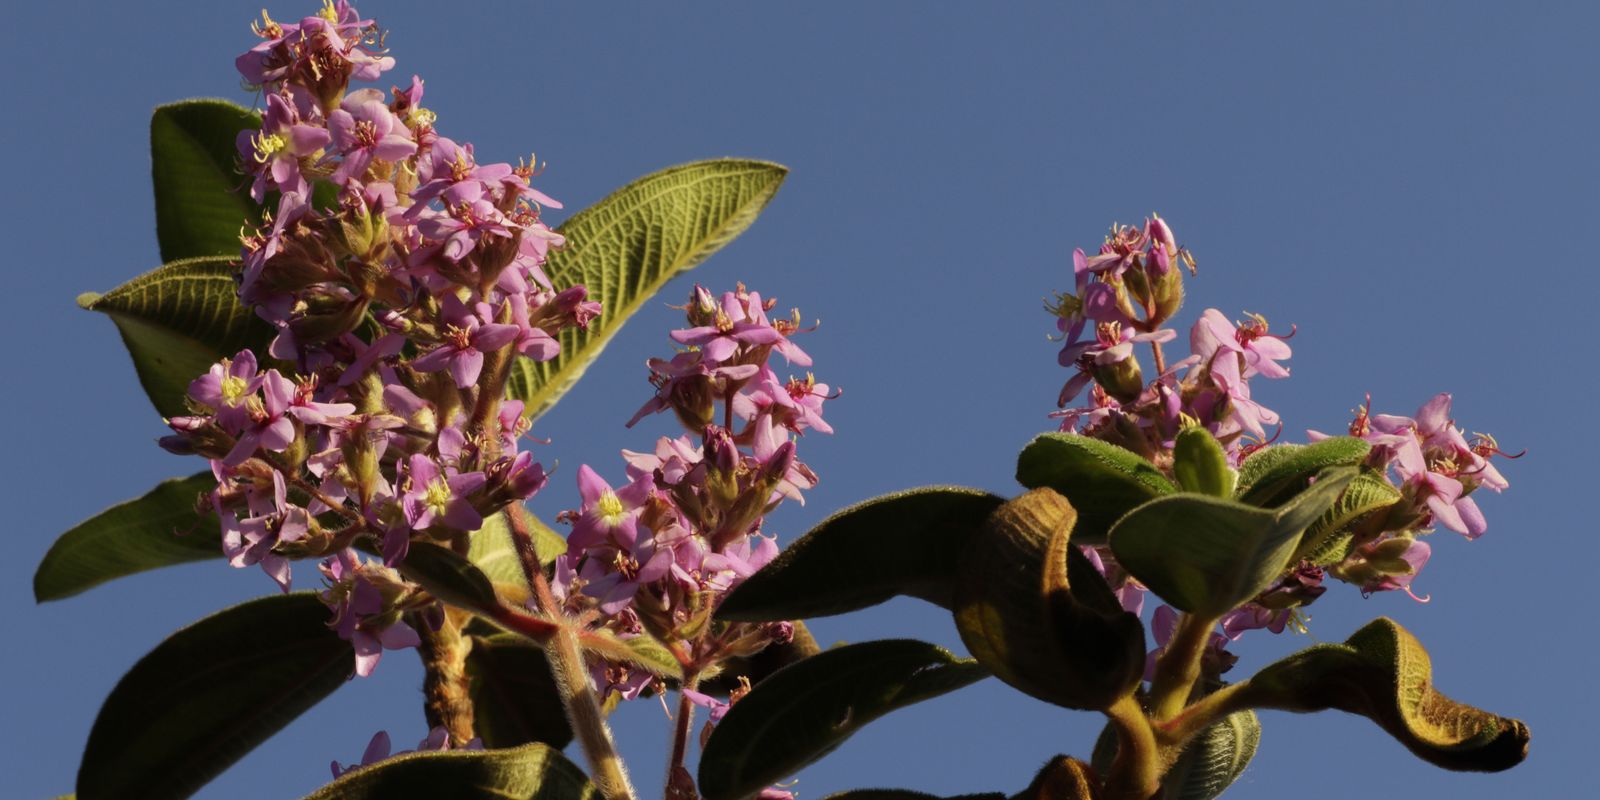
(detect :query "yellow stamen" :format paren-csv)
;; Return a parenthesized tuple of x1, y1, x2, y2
(595, 491, 626, 527)
(422, 479, 452, 514)
(220, 375, 251, 406)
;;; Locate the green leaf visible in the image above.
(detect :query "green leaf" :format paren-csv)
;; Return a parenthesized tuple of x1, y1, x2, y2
(1296, 467, 1404, 566)
(301, 743, 599, 800)
(77, 593, 353, 800)
(1160, 710, 1261, 800)
(79, 256, 274, 417)
(508, 159, 788, 421)
(697, 640, 989, 800)
(1109, 468, 1356, 616)
(1173, 427, 1236, 498)
(954, 490, 1144, 711)
(35, 472, 219, 602)
(465, 635, 573, 750)
(576, 629, 683, 680)
(1015, 433, 1177, 544)
(466, 510, 565, 588)
(1234, 437, 1370, 507)
(718, 487, 1005, 621)
(700, 620, 821, 696)
(399, 542, 507, 620)
(150, 99, 263, 263)
(1241, 617, 1529, 772)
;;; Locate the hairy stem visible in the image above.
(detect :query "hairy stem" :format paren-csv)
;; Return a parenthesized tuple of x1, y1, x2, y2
(666, 673, 701, 799)
(414, 609, 476, 746)
(509, 506, 637, 800)
(1102, 694, 1162, 800)
(1148, 612, 1218, 721)
(1153, 680, 1253, 750)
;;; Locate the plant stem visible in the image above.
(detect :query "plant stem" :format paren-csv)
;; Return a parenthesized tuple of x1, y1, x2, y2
(1153, 680, 1253, 750)
(413, 609, 476, 746)
(507, 505, 637, 800)
(666, 673, 701, 799)
(1102, 694, 1162, 800)
(1150, 340, 1167, 376)
(1148, 612, 1218, 721)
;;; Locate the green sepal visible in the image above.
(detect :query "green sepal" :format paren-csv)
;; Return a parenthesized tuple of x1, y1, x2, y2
(697, 640, 988, 800)
(1109, 468, 1356, 616)
(301, 743, 599, 799)
(718, 486, 1004, 621)
(1015, 433, 1176, 544)
(77, 594, 352, 800)
(1242, 617, 1529, 772)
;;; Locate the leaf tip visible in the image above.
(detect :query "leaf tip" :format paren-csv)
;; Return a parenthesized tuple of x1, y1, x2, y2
(76, 292, 103, 310)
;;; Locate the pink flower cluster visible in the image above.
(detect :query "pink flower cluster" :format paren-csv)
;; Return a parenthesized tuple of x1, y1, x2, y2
(552, 284, 832, 704)
(1047, 215, 1515, 673)
(161, 1, 596, 678)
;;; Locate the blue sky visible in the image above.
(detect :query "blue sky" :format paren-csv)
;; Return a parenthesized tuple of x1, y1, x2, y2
(3, 2, 1594, 798)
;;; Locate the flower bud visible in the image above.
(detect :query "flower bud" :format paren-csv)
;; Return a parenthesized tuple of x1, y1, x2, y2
(687, 285, 719, 327)
(289, 293, 372, 346)
(1091, 352, 1145, 405)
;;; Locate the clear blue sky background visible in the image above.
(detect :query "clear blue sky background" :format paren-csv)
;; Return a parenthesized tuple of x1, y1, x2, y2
(3, 2, 1594, 798)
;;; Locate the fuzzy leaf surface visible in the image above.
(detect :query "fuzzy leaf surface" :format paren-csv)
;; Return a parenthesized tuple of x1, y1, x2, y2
(1235, 437, 1370, 507)
(465, 635, 573, 750)
(697, 640, 989, 800)
(1161, 710, 1261, 800)
(508, 159, 787, 421)
(718, 486, 1004, 621)
(34, 472, 219, 601)
(301, 743, 598, 799)
(77, 593, 352, 800)
(1014, 433, 1176, 544)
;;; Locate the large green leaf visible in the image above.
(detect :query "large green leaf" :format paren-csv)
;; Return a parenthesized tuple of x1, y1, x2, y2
(150, 99, 262, 263)
(1109, 468, 1356, 616)
(302, 743, 598, 799)
(1234, 437, 1369, 507)
(77, 593, 353, 800)
(79, 256, 274, 417)
(697, 640, 989, 800)
(508, 159, 788, 421)
(1241, 617, 1529, 772)
(1015, 433, 1176, 544)
(465, 635, 573, 750)
(718, 487, 1005, 621)
(34, 472, 218, 602)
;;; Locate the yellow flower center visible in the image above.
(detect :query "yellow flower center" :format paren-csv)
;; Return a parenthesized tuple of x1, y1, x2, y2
(423, 479, 452, 514)
(595, 492, 626, 527)
(220, 375, 251, 406)
(318, 0, 339, 23)
(252, 133, 287, 163)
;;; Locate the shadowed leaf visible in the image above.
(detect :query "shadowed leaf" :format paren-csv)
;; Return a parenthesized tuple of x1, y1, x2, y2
(77, 594, 353, 800)
(465, 635, 573, 750)
(1161, 710, 1260, 800)
(1015, 433, 1176, 544)
(1242, 617, 1529, 772)
(78, 256, 274, 417)
(698, 640, 989, 800)
(509, 159, 788, 421)
(718, 487, 1005, 621)
(1109, 468, 1355, 615)
(399, 542, 507, 620)
(150, 99, 262, 262)
(35, 472, 219, 601)
(301, 743, 598, 799)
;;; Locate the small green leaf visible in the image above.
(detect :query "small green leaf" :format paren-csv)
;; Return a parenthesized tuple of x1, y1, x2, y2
(576, 629, 683, 680)
(509, 159, 788, 421)
(301, 743, 599, 800)
(1295, 467, 1403, 566)
(1242, 617, 1529, 772)
(1160, 710, 1261, 800)
(1234, 437, 1370, 507)
(35, 472, 219, 602)
(77, 593, 353, 800)
(718, 487, 1004, 621)
(465, 635, 573, 750)
(466, 510, 564, 588)
(1015, 433, 1176, 544)
(80, 256, 274, 417)
(1173, 427, 1236, 498)
(697, 640, 989, 800)
(1109, 468, 1356, 616)
(150, 99, 263, 263)
(398, 542, 507, 619)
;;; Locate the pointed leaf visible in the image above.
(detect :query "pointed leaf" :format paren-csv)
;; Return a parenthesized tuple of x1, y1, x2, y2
(1241, 617, 1529, 772)
(467, 510, 565, 588)
(700, 620, 821, 696)
(1235, 437, 1370, 507)
(151, 99, 262, 263)
(697, 640, 989, 800)
(465, 635, 573, 750)
(719, 487, 1004, 621)
(79, 256, 274, 417)
(1160, 710, 1260, 800)
(1296, 467, 1404, 566)
(1173, 427, 1236, 498)
(1015, 433, 1177, 544)
(301, 743, 599, 799)
(508, 159, 788, 421)
(77, 593, 353, 800)
(35, 472, 219, 602)
(399, 542, 508, 619)
(576, 629, 683, 680)
(1109, 468, 1356, 615)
